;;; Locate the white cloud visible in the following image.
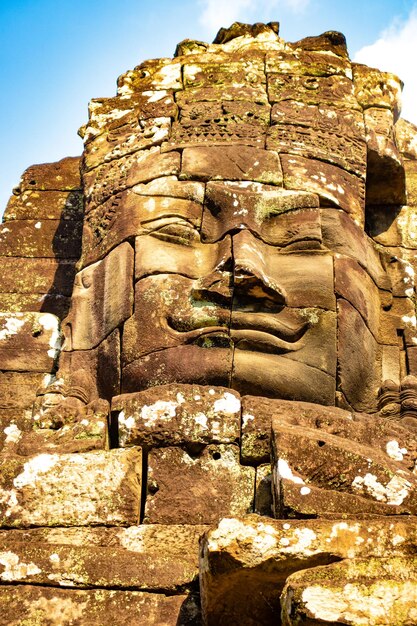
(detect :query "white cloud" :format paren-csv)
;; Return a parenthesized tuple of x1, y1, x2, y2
(199, 0, 309, 34)
(354, 8, 417, 124)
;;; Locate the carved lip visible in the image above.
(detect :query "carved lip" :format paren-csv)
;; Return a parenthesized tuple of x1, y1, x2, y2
(168, 311, 308, 353)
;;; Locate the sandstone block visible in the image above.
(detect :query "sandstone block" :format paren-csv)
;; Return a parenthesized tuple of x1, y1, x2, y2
(83, 148, 180, 209)
(254, 464, 272, 516)
(83, 117, 172, 170)
(112, 384, 240, 447)
(117, 58, 182, 94)
(266, 48, 351, 77)
(337, 299, 382, 412)
(0, 257, 76, 296)
(202, 181, 320, 244)
(281, 557, 417, 625)
(321, 208, 390, 291)
(81, 189, 200, 266)
(366, 204, 417, 249)
(0, 585, 193, 626)
(281, 154, 365, 224)
(200, 515, 417, 625)
(0, 448, 141, 527)
(122, 345, 234, 393)
(181, 146, 283, 184)
(4, 189, 83, 221)
(145, 444, 254, 524)
(0, 219, 82, 258)
(334, 255, 381, 339)
(267, 400, 417, 515)
(0, 312, 61, 372)
(352, 63, 402, 120)
(63, 242, 133, 350)
(267, 74, 358, 109)
(0, 372, 45, 409)
(0, 293, 71, 319)
(0, 524, 207, 591)
(19, 157, 81, 192)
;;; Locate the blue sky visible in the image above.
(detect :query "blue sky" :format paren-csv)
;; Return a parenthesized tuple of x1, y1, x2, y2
(1, 0, 417, 212)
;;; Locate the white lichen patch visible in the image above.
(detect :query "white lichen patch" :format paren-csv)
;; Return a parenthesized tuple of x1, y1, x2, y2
(3, 424, 21, 444)
(213, 392, 241, 415)
(0, 551, 41, 581)
(276, 459, 305, 485)
(0, 316, 25, 341)
(386, 440, 407, 461)
(194, 413, 208, 429)
(13, 454, 59, 489)
(140, 400, 178, 427)
(38, 313, 62, 359)
(242, 413, 255, 429)
(300, 486, 311, 495)
(34, 221, 42, 229)
(351, 472, 412, 505)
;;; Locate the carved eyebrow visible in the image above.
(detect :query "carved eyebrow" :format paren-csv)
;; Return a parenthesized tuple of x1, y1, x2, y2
(140, 215, 198, 225)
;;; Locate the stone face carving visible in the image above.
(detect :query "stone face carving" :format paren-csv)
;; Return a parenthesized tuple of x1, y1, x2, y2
(2, 20, 417, 626)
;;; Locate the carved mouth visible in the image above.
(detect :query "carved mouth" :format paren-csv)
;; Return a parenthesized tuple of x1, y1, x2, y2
(167, 310, 308, 353)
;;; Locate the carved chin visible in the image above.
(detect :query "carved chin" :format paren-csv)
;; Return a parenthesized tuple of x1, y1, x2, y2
(121, 344, 335, 406)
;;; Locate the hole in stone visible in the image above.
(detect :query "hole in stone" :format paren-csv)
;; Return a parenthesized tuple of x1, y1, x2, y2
(212, 451, 221, 460)
(317, 440, 326, 447)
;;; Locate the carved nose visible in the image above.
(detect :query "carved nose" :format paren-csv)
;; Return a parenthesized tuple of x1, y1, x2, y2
(233, 231, 286, 305)
(191, 236, 233, 304)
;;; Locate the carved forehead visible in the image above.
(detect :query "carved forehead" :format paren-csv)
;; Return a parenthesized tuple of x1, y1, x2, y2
(80, 22, 405, 273)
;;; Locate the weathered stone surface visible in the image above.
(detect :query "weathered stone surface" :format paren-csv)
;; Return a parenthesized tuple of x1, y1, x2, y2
(0, 219, 82, 258)
(0, 524, 206, 591)
(254, 464, 272, 516)
(0, 293, 71, 319)
(181, 146, 283, 184)
(0, 586, 194, 626)
(267, 73, 358, 109)
(271, 407, 417, 517)
(281, 154, 365, 224)
(83, 117, 172, 170)
(81, 189, 200, 266)
(266, 48, 351, 77)
(352, 63, 403, 120)
(334, 255, 381, 339)
(112, 384, 240, 447)
(63, 242, 133, 350)
(202, 181, 320, 244)
(0, 372, 46, 409)
(268, 102, 366, 178)
(145, 444, 254, 524)
(175, 84, 268, 105)
(132, 176, 204, 202)
(117, 58, 182, 94)
(58, 327, 121, 402)
(18, 156, 81, 192)
(0, 448, 141, 527)
(83, 148, 180, 209)
(0, 257, 76, 296)
(396, 118, 417, 159)
(14, 412, 109, 456)
(122, 272, 232, 365)
(321, 208, 390, 290)
(4, 189, 83, 221)
(337, 299, 382, 412)
(182, 58, 265, 90)
(366, 204, 417, 248)
(364, 107, 406, 205)
(281, 557, 417, 625)
(200, 515, 417, 626)
(83, 91, 178, 142)
(0, 312, 61, 372)
(166, 100, 269, 149)
(241, 395, 275, 465)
